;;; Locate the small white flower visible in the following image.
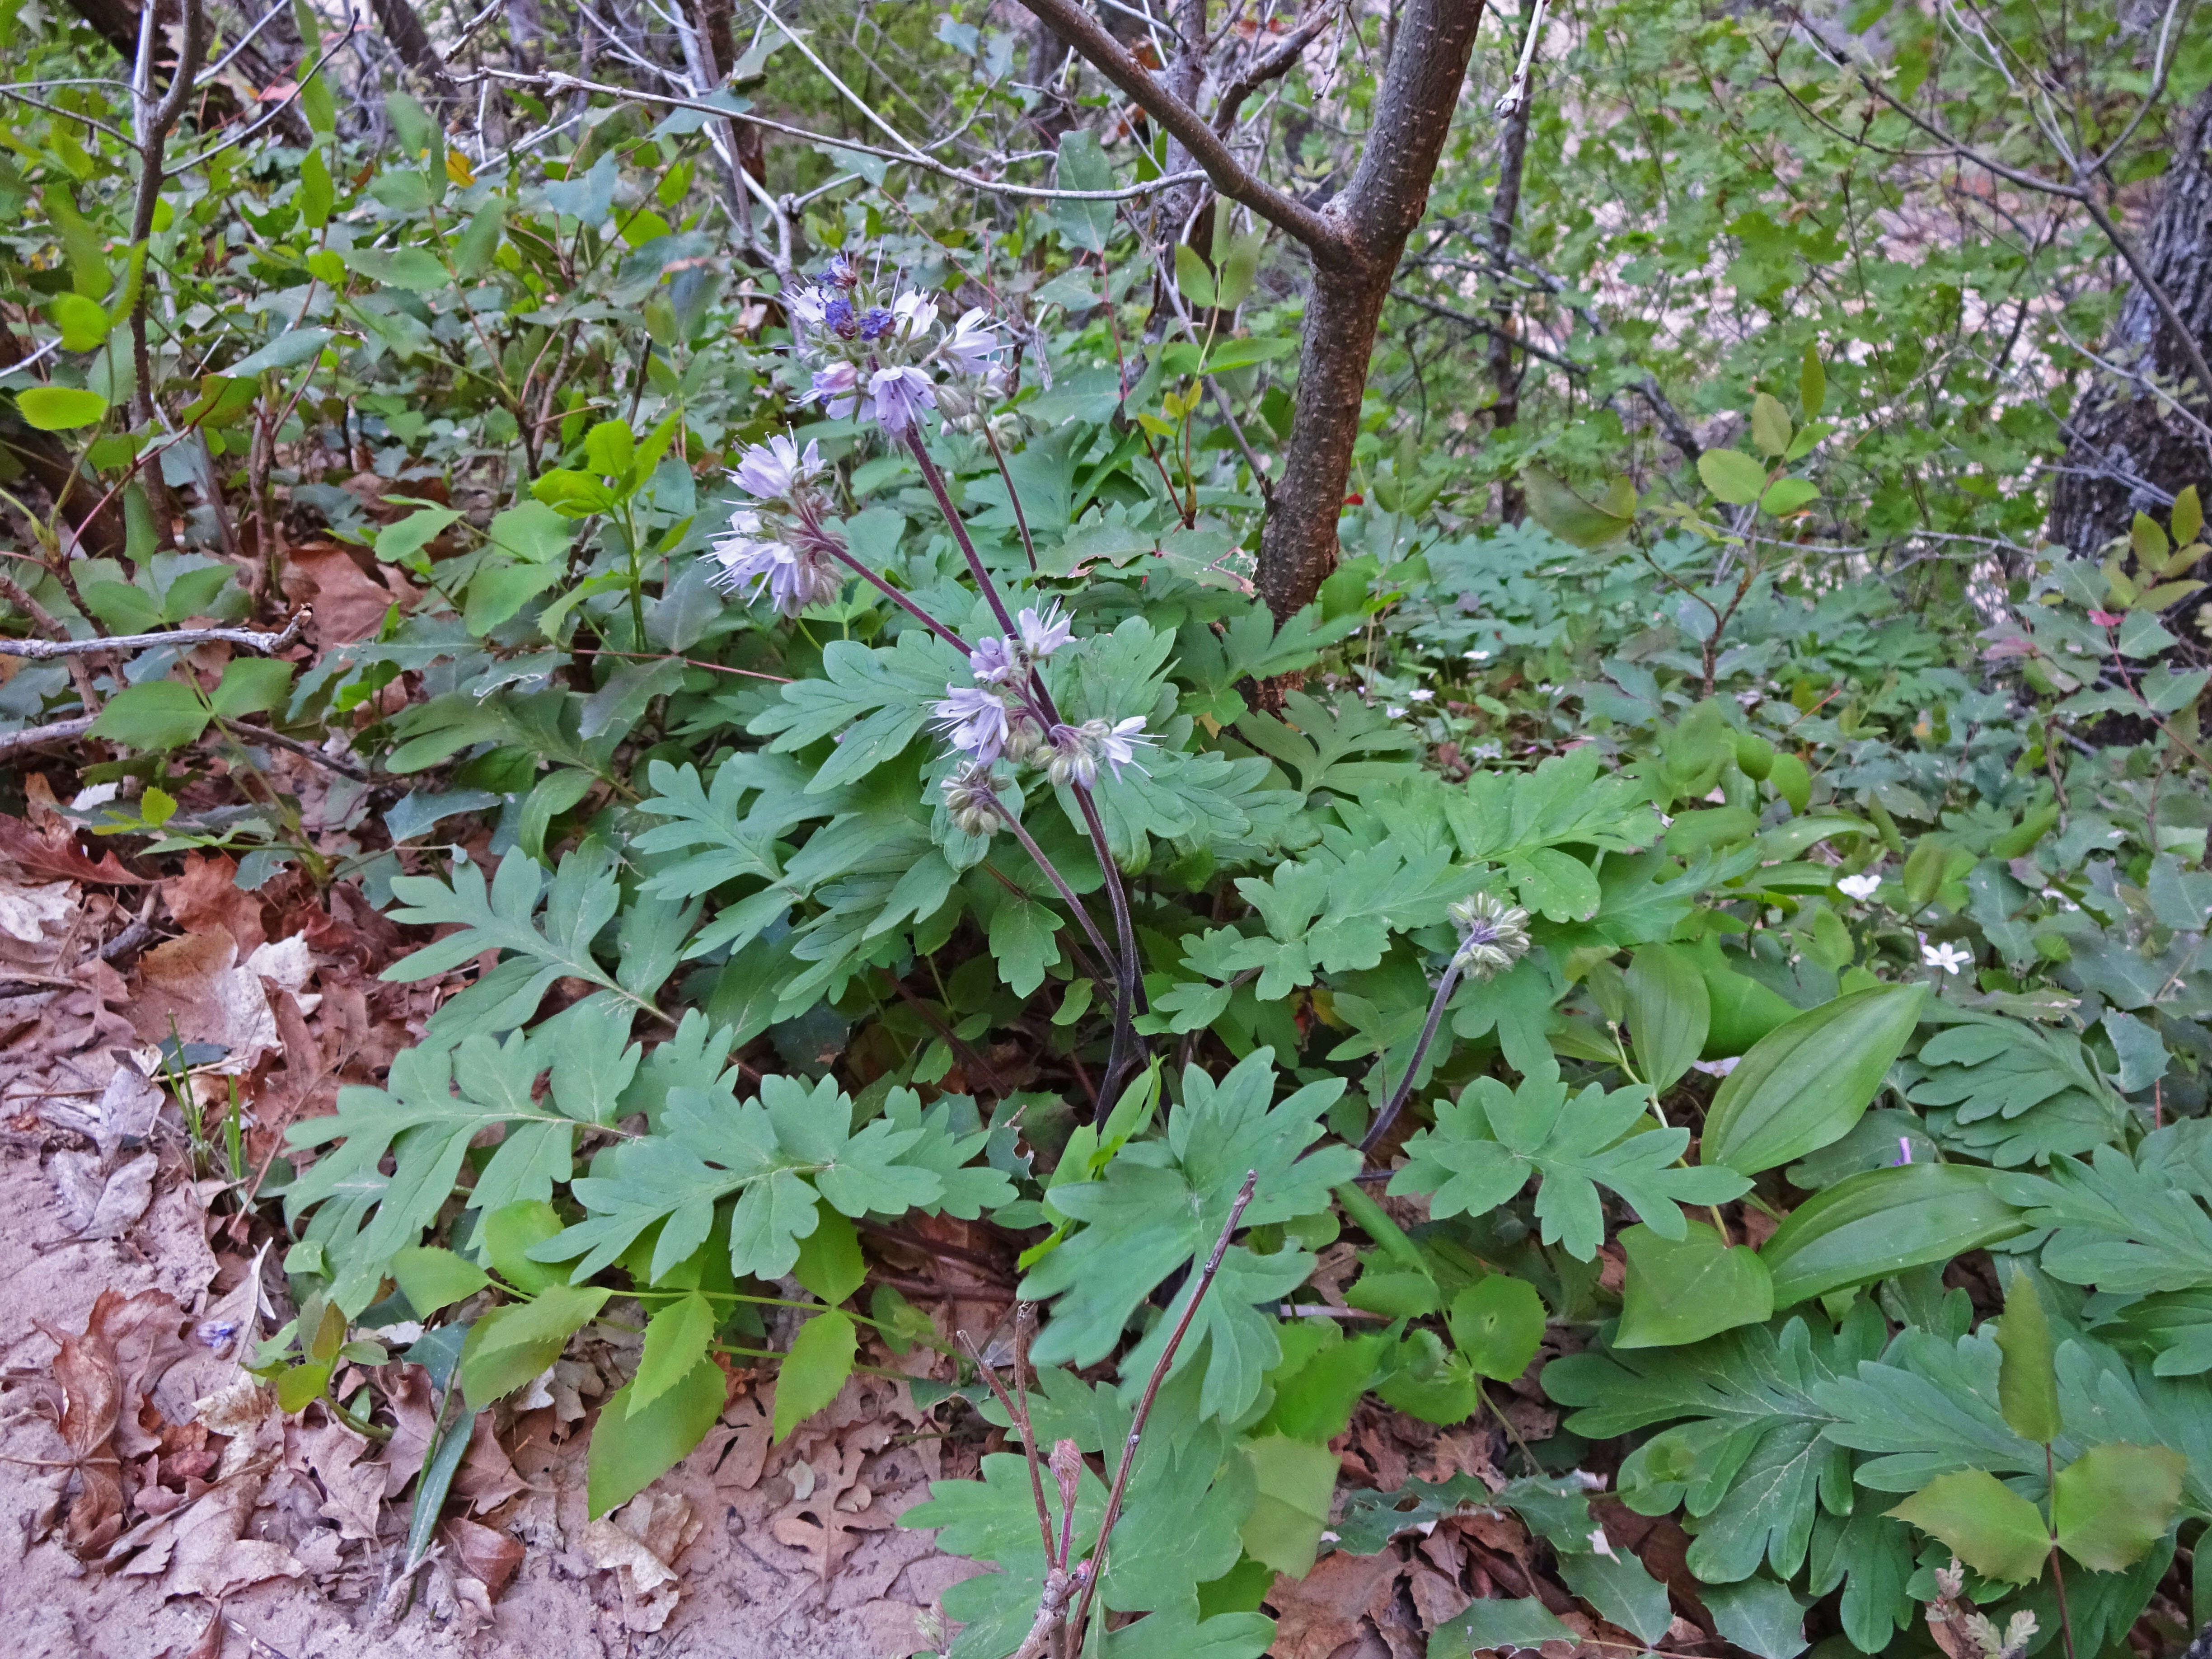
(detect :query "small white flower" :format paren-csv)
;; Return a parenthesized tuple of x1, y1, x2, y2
(1837, 872, 1882, 901)
(1408, 688, 1435, 702)
(868, 365, 937, 434)
(1386, 705, 1407, 718)
(731, 432, 823, 501)
(1464, 649, 1491, 661)
(1017, 602, 1073, 658)
(1923, 941, 1973, 975)
(1691, 1056, 1739, 1078)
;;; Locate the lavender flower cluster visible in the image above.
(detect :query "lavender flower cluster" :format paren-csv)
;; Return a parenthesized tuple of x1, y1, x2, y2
(708, 249, 1154, 857)
(933, 603, 1151, 831)
(787, 253, 1008, 434)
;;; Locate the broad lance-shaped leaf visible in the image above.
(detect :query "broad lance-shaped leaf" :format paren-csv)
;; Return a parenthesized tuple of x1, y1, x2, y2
(1758, 1163, 2026, 1308)
(1543, 1305, 1887, 1584)
(533, 1073, 947, 1283)
(1617, 1220, 1773, 1349)
(1022, 1049, 1359, 1420)
(1391, 1070, 1748, 1261)
(1996, 1265, 2062, 1444)
(1699, 983, 1926, 1176)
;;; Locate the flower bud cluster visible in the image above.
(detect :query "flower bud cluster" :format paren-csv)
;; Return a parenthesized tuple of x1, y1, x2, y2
(1448, 891, 1532, 979)
(786, 255, 1009, 436)
(928, 602, 1153, 807)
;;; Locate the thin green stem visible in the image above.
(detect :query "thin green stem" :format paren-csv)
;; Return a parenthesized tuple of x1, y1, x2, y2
(1359, 960, 1464, 1155)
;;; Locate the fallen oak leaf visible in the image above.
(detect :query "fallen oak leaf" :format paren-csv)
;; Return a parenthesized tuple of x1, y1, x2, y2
(0, 813, 154, 885)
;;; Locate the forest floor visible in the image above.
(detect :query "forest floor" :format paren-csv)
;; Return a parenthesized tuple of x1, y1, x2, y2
(0, 780, 1607, 1659)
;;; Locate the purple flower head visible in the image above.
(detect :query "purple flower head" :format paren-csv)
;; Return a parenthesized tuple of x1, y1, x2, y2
(933, 684, 1012, 764)
(942, 307, 1005, 378)
(869, 365, 937, 435)
(808, 361, 862, 421)
(968, 634, 1017, 685)
(822, 253, 859, 289)
(733, 432, 824, 502)
(857, 307, 897, 342)
(822, 295, 858, 338)
(1017, 602, 1073, 659)
(708, 521, 843, 618)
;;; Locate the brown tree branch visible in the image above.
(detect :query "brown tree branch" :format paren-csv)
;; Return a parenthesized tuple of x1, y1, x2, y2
(1213, 8, 1333, 136)
(1014, 0, 1359, 264)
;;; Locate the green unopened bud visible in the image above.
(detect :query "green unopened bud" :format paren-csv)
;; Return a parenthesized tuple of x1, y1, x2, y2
(1448, 890, 1532, 979)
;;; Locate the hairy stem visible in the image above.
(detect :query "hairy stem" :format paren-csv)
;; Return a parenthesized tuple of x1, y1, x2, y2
(1067, 1170, 1259, 1645)
(1359, 960, 1463, 1155)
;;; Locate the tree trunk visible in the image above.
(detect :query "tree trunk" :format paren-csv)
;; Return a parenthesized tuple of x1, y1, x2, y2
(369, 0, 462, 112)
(1255, 0, 1487, 619)
(2050, 84, 2212, 556)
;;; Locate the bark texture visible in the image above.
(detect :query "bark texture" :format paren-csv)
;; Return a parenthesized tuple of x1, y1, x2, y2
(1255, 0, 1487, 618)
(2051, 84, 2212, 555)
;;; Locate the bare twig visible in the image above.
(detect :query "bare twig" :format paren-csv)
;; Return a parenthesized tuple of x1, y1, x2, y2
(454, 66, 1207, 202)
(0, 716, 98, 760)
(0, 612, 308, 660)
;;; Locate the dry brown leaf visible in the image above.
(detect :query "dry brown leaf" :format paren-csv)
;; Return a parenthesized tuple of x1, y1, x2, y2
(49, 1148, 158, 1237)
(161, 854, 267, 953)
(771, 1438, 899, 1581)
(582, 1492, 702, 1634)
(39, 1286, 197, 1552)
(130, 934, 282, 1073)
(450, 1413, 527, 1514)
(155, 1603, 228, 1659)
(282, 543, 415, 647)
(440, 1515, 524, 1597)
(163, 1468, 306, 1600)
(370, 1364, 440, 1498)
(293, 1415, 385, 1542)
(1267, 1549, 1406, 1659)
(0, 812, 153, 886)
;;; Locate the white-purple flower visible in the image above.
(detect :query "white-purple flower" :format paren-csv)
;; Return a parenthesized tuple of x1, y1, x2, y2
(787, 285, 829, 330)
(1044, 716, 1153, 789)
(1017, 602, 1073, 659)
(942, 307, 1004, 377)
(968, 635, 1017, 685)
(890, 288, 936, 338)
(809, 361, 862, 420)
(868, 366, 937, 434)
(708, 524, 842, 617)
(933, 685, 1012, 763)
(733, 432, 823, 502)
